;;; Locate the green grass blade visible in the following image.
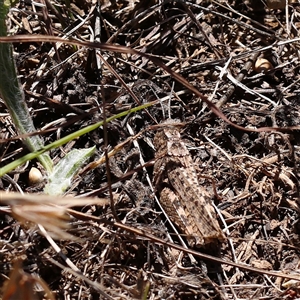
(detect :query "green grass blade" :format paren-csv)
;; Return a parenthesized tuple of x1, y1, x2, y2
(0, 101, 155, 177)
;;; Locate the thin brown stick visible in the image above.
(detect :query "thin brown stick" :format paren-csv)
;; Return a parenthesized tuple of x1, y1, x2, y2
(67, 208, 300, 282)
(0, 34, 300, 133)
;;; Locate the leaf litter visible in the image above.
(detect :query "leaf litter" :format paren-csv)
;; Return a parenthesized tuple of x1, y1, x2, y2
(1, 0, 300, 299)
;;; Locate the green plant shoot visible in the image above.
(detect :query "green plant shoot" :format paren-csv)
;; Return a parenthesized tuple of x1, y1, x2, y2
(0, 0, 53, 172)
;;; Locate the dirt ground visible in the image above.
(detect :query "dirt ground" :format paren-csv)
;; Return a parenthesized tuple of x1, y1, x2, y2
(1, 0, 300, 299)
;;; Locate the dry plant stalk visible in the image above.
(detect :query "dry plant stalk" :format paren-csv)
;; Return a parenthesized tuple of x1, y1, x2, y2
(153, 121, 225, 247)
(2, 259, 55, 300)
(0, 192, 110, 240)
(11, 204, 73, 240)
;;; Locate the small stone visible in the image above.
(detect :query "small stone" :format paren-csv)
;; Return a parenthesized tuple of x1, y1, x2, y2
(254, 58, 273, 73)
(28, 167, 43, 185)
